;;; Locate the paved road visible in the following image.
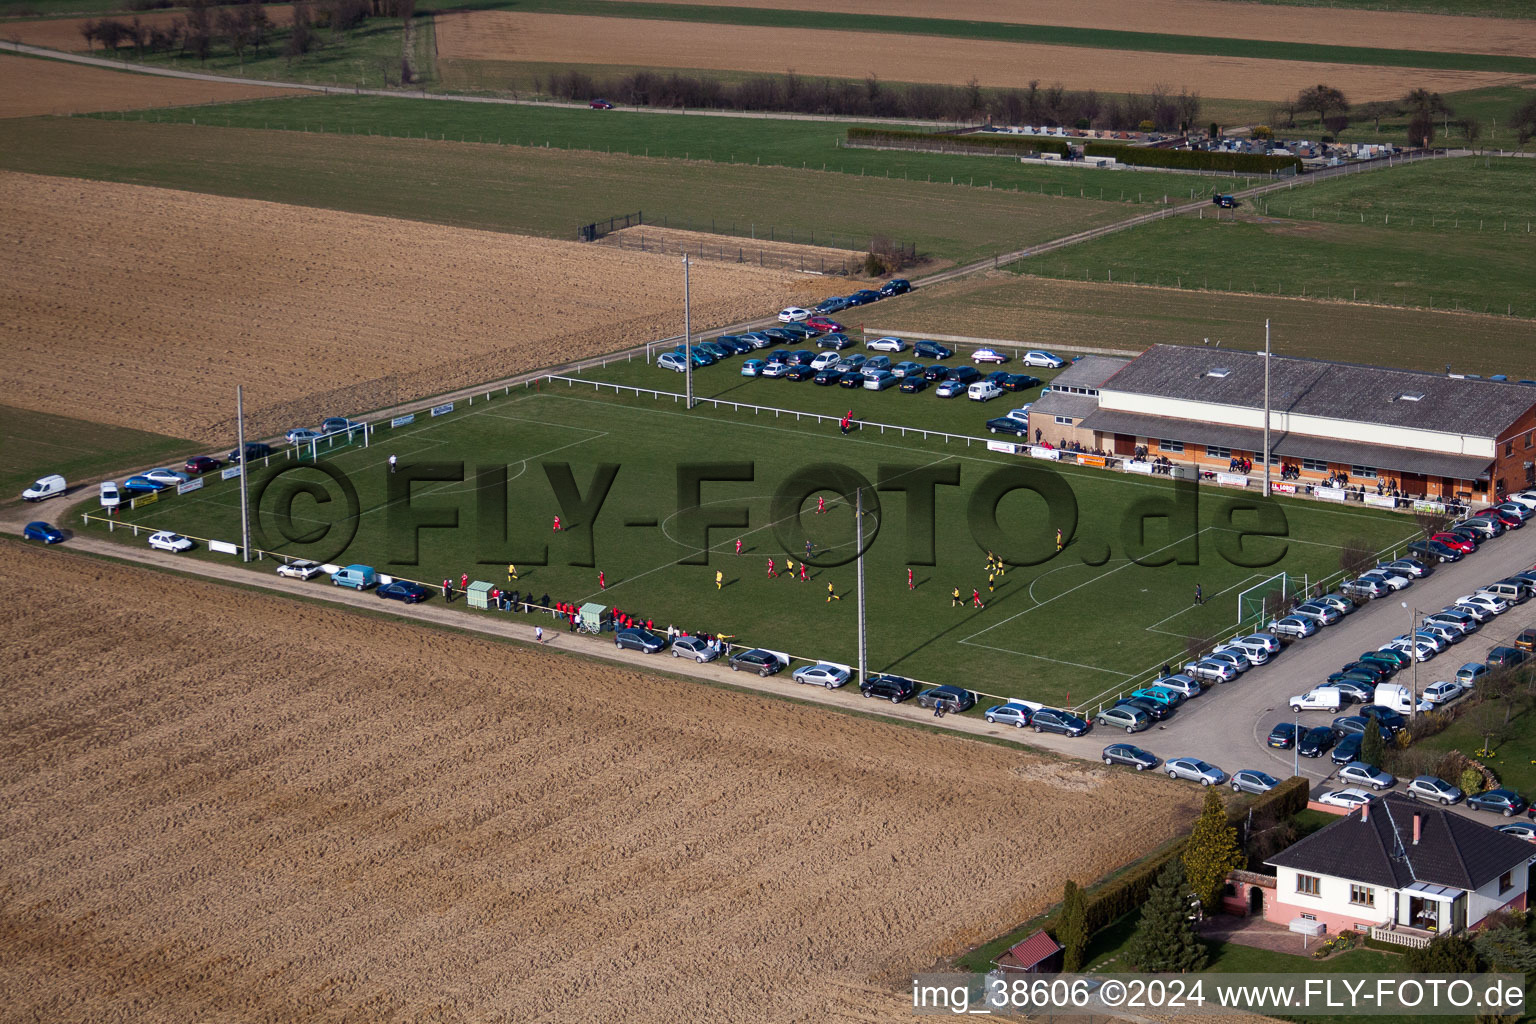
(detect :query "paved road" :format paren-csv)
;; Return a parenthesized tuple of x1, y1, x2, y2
(1055, 523, 1536, 816)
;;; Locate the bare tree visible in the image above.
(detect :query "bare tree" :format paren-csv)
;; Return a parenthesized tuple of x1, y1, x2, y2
(1357, 100, 1399, 133)
(1515, 97, 1536, 154)
(1338, 537, 1376, 578)
(184, 0, 213, 62)
(1175, 88, 1201, 133)
(1297, 84, 1348, 124)
(79, 19, 97, 51)
(1461, 116, 1483, 151)
(1415, 509, 1452, 537)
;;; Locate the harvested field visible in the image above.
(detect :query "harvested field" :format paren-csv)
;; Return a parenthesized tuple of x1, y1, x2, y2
(0, 539, 1200, 1022)
(0, 53, 298, 118)
(434, 11, 1528, 100)
(0, 171, 811, 442)
(605, 0, 1536, 58)
(883, 273, 1536, 373)
(0, 7, 292, 51)
(599, 224, 870, 275)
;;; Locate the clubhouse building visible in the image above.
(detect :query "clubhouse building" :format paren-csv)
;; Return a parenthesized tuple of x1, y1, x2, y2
(1027, 345, 1536, 507)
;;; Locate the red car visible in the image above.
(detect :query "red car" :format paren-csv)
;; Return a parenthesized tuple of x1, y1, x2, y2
(804, 316, 843, 334)
(1431, 532, 1476, 553)
(589, 98, 614, 109)
(1478, 508, 1523, 528)
(184, 455, 222, 474)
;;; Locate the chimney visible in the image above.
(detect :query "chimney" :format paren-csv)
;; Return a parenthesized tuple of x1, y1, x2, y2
(1413, 814, 1422, 846)
(1361, 802, 1369, 822)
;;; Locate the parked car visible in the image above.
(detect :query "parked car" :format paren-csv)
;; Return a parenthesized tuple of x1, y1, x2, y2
(1431, 532, 1477, 553)
(786, 364, 816, 382)
(917, 685, 977, 712)
(285, 428, 321, 446)
(1496, 823, 1536, 841)
(1227, 634, 1280, 660)
(879, 278, 911, 296)
(588, 98, 614, 108)
(1115, 696, 1172, 722)
(860, 673, 916, 702)
(1341, 577, 1388, 600)
(1298, 726, 1336, 758)
(891, 361, 925, 379)
(1290, 687, 1341, 713)
(99, 481, 121, 509)
(935, 379, 968, 398)
(1358, 569, 1410, 592)
(913, 340, 953, 359)
(1155, 674, 1203, 698)
(899, 376, 930, 393)
(669, 636, 719, 663)
(1406, 775, 1463, 804)
(837, 371, 867, 388)
(1096, 705, 1151, 733)
(817, 333, 855, 350)
(863, 370, 898, 391)
(1360, 649, 1411, 671)
(657, 352, 689, 372)
(984, 702, 1033, 728)
(1359, 705, 1406, 734)
(228, 442, 272, 464)
(1330, 734, 1363, 765)
(613, 628, 667, 653)
(1131, 686, 1185, 707)
(331, 565, 376, 590)
(967, 381, 1003, 402)
(275, 559, 323, 580)
(833, 354, 867, 372)
(1165, 757, 1227, 786)
(184, 455, 222, 474)
(760, 360, 790, 379)
(1406, 539, 1461, 563)
(1457, 593, 1509, 616)
(729, 648, 783, 676)
(378, 580, 431, 604)
(1314, 594, 1357, 617)
(1266, 722, 1298, 749)
(120, 475, 162, 497)
(1185, 659, 1238, 683)
(1031, 708, 1090, 736)
(147, 531, 193, 553)
(1292, 601, 1341, 626)
(1270, 615, 1317, 639)
(142, 467, 190, 487)
(1213, 643, 1265, 667)
(740, 359, 765, 377)
(22, 474, 67, 502)
(814, 296, 851, 314)
(846, 289, 881, 305)
(1331, 715, 1389, 741)
(1467, 788, 1528, 817)
(1456, 662, 1488, 688)
(812, 368, 843, 386)
(1382, 557, 1431, 578)
(23, 521, 64, 544)
(1102, 743, 1159, 770)
(971, 348, 1009, 364)
(866, 336, 907, 352)
(1338, 762, 1395, 790)
(1423, 610, 1478, 635)
(1021, 350, 1067, 368)
(804, 316, 843, 334)
(1327, 678, 1373, 704)
(778, 306, 811, 323)
(1317, 788, 1374, 811)
(1230, 769, 1282, 795)
(1518, 628, 1536, 652)
(1422, 680, 1463, 705)
(1487, 646, 1529, 669)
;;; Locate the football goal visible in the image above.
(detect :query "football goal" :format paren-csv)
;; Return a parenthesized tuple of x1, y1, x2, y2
(1236, 572, 1305, 629)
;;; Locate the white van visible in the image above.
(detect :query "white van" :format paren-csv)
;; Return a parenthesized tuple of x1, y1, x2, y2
(967, 381, 1003, 402)
(22, 474, 66, 502)
(1289, 686, 1341, 713)
(99, 481, 121, 509)
(1374, 682, 1431, 714)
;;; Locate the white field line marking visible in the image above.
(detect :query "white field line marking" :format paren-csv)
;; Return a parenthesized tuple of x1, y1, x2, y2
(956, 641, 1137, 678)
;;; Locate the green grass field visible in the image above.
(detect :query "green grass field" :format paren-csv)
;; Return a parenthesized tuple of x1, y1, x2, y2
(84, 370, 1419, 709)
(108, 93, 1257, 206)
(0, 116, 1133, 263)
(0, 404, 196, 504)
(1013, 157, 1536, 318)
(883, 275, 1536, 375)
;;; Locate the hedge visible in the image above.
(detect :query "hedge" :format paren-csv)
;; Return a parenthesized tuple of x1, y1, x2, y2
(1083, 142, 1301, 174)
(845, 126, 1072, 158)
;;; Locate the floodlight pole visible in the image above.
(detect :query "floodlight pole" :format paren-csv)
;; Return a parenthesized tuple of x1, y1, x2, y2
(236, 384, 251, 563)
(855, 485, 867, 686)
(683, 254, 694, 410)
(1262, 319, 1272, 498)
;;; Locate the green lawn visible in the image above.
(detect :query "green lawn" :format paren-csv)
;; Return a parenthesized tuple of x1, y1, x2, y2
(110, 93, 1255, 207)
(81, 369, 1419, 708)
(0, 404, 196, 506)
(1417, 703, 1536, 795)
(0, 116, 1131, 264)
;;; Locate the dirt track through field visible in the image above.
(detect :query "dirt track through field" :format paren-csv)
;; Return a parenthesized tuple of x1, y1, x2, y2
(0, 53, 299, 118)
(0, 7, 293, 52)
(0, 171, 809, 442)
(605, 0, 1536, 58)
(436, 12, 1528, 102)
(0, 538, 1199, 1022)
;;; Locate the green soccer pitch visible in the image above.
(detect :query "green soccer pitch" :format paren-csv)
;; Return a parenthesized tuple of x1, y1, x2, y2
(90, 382, 1420, 707)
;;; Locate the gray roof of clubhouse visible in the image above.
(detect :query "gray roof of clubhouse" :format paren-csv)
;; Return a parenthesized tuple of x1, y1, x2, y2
(1052, 355, 1131, 389)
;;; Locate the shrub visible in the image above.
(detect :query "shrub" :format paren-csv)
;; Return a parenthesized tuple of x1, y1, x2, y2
(1460, 767, 1486, 795)
(1083, 143, 1300, 174)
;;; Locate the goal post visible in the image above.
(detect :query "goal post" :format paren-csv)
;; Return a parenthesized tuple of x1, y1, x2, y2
(1237, 572, 1301, 629)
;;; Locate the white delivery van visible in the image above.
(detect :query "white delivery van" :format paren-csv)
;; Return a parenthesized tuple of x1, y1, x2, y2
(1374, 683, 1432, 714)
(1289, 686, 1341, 713)
(22, 474, 66, 502)
(967, 381, 1003, 402)
(99, 481, 121, 509)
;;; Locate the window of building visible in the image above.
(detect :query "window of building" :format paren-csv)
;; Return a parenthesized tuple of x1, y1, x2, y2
(1297, 874, 1320, 896)
(1500, 871, 1513, 894)
(1206, 445, 1232, 459)
(1350, 465, 1378, 480)
(1158, 439, 1184, 453)
(1525, 433, 1532, 449)
(1302, 458, 1328, 473)
(1349, 884, 1375, 907)
(1055, 416, 1073, 425)
(1507, 441, 1516, 456)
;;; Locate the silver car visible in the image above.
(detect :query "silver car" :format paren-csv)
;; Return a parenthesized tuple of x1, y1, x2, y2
(670, 636, 720, 663)
(1422, 680, 1463, 705)
(276, 559, 323, 580)
(1406, 775, 1463, 805)
(1270, 615, 1317, 639)
(1185, 659, 1238, 683)
(1213, 643, 1265, 667)
(1230, 769, 1282, 795)
(1292, 601, 1341, 626)
(1205, 649, 1253, 673)
(791, 663, 851, 689)
(984, 703, 1033, 728)
(1314, 593, 1357, 617)
(1337, 761, 1395, 790)
(1156, 673, 1203, 698)
(1166, 757, 1227, 786)
(1096, 706, 1151, 733)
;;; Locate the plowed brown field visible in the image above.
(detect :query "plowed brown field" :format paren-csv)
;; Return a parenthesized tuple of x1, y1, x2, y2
(0, 171, 806, 442)
(0, 53, 299, 118)
(434, 11, 1527, 101)
(0, 7, 293, 51)
(606, 0, 1536, 58)
(0, 539, 1199, 1022)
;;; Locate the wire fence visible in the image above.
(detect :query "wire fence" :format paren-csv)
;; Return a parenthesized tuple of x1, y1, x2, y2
(595, 232, 863, 275)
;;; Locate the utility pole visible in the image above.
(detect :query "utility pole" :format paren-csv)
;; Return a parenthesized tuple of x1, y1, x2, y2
(236, 384, 251, 562)
(1262, 319, 1272, 498)
(1403, 600, 1419, 719)
(855, 485, 867, 687)
(683, 254, 694, 410)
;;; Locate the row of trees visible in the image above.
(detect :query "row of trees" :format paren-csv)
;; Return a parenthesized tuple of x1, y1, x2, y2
(537, 69, 1201, 132)
(1274, 82, 1536, 149)
(79, 0, 413, 64)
